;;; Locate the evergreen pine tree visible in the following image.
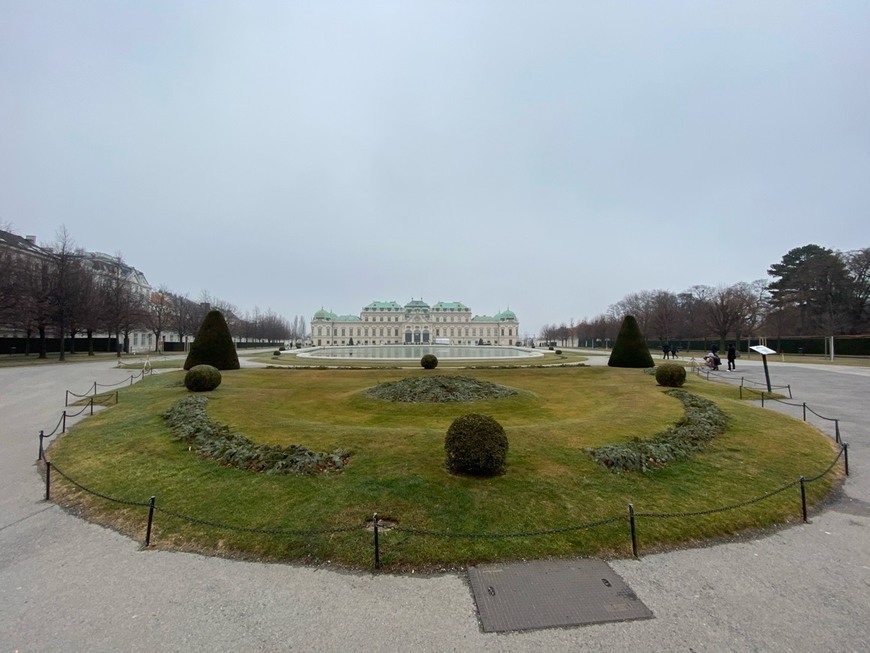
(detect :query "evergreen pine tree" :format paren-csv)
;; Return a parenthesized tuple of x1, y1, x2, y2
(608, 315, 655, 368)
(183, 309, 240, 370)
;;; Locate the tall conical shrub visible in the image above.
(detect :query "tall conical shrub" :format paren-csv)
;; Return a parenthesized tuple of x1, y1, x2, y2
(608, 315, 654, 368)
(183, 309, 240, 370)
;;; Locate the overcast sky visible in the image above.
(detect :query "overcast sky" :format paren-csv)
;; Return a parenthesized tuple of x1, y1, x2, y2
(2, 2, 868, 336)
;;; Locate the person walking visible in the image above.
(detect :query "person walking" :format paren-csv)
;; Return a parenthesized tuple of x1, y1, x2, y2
(662, 343, 671, 359)
(727, 343, 737, 371)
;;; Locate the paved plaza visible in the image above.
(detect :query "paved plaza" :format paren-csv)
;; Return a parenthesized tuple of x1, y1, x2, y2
(1, 354, 868, 651)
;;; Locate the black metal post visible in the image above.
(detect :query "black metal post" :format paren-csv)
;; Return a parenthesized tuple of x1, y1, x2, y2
(761, 354, 772, 393)
(843, 443, 849, 476)
(62, 410, 67, 433)
(45, 461, 51, 500)
(373, 512, 380, 571)
(65, 390, 69, 406)
(629, 503, 638, 559)
(38, 430, 45, 461)
(802, 403, 807, 421)
(835, 419, 840, 444)
(89, 397, 94, 416)
(761, 393, 765, 407)
(145, 496, 156, 547)
(92, 381, 97, 395)
(800, 476, 807, 523)
(787, 385, 792, 399)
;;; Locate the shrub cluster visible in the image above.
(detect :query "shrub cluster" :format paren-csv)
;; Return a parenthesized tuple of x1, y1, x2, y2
(164, 396, 349, 475)
(367, 376, 517, 403)
(586, 390, 728, 473)
(420, 353, 438, 369)
(444, 413, 508, 476)
(184, 365, 222, 392)
(655, 363, 686, 387)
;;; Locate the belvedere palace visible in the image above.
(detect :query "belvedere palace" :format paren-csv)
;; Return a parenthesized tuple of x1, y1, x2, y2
(311, 299, 519, 347)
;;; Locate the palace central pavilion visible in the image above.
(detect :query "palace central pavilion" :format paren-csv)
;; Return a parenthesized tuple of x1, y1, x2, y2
(311, 299, 519, 346)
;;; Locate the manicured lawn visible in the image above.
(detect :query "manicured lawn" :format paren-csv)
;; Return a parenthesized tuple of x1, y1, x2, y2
(48, 366, 842, 570)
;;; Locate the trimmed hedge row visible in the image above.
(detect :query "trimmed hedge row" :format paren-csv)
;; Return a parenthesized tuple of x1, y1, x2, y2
(586, 389, 728, 473)
(164, 395, 349, 475)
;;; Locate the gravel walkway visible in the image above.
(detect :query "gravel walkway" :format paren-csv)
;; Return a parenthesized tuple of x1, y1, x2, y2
(1, 355, 868, 652)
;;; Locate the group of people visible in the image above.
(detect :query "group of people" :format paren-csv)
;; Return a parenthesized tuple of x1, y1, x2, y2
(703, 343, 737, 371)
(660, 343, 680, 359)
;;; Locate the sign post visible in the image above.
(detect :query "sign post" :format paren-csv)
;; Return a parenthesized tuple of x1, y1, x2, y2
(749, 345, 777, 393)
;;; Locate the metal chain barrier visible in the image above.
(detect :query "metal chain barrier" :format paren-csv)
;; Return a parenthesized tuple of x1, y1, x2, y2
(390, 515, 626, 539)
(635, 478, 802, 519)
(36, 365, 851, 567)
(152, 504, 365, 536)
(49, 463, 152, 508)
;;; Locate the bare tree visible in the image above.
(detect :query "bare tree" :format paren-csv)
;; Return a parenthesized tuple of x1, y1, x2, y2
(99, 254, 147, 354)
(646, 290, 680, 342)
(44, 227, 87, 360)
(147, 285, 173, 352)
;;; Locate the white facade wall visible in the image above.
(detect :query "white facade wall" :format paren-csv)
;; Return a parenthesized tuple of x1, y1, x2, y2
(310, 300, 519, 347)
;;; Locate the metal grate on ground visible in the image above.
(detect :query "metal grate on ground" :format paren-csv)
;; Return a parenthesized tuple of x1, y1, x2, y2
(467, 559, 653, 633)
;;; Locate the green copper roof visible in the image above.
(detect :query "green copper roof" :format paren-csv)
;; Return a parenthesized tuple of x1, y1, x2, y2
(433, 301, 469, 311)
(495, 309, 517, 320)
(404, 299, 430, 310)
(313, 308, 338, 320)
(364, 301, 402, 311)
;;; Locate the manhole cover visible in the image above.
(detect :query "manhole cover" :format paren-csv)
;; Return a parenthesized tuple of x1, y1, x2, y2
(468, 559, 653, 632)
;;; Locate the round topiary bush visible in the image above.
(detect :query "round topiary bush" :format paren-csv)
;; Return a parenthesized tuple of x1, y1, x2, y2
(655, 363, 686, 388)
(444, 413, 508, 477)
(421, 353, 438, 369)
(184, 364, 223, 392)
(555, 349, 562, 355)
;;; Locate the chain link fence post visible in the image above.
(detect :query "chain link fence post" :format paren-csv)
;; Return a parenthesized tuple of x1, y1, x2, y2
(843, 443, 849, 476)
(800, 476, 807, 523)
(145, 496, 156, 547)
(373, 512, 380, 571)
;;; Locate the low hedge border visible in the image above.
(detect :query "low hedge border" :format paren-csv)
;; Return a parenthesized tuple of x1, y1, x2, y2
(586, 389, 729, 473)
(164, 395, 349, 475)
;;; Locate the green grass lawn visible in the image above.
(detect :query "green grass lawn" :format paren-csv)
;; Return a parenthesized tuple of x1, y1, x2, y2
(48, 365, 842, 571)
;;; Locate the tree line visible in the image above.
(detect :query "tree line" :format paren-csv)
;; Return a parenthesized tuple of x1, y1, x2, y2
(0, 227, 306, 358)
(541, 244, 870, 348)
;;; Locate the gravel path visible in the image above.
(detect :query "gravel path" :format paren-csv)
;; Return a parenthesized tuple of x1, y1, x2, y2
(1, 355, 868, 652)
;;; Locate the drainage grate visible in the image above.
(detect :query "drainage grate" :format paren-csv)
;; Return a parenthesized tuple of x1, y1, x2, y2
(467, 559, 653, 633)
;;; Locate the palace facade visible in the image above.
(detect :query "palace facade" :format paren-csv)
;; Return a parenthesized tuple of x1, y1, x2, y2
(311, 299, 519, 346)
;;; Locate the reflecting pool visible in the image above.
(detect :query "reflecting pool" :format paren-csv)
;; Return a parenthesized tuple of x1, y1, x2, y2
(297, 345, 543, 360)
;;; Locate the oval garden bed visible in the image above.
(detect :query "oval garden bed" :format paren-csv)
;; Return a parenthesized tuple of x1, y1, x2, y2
(47, 366, 842, 571)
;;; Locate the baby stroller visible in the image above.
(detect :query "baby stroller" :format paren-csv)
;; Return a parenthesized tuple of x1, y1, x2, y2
(704, 352, 721, 370)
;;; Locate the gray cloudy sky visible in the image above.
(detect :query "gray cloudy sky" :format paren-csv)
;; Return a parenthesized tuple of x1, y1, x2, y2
(2, 1, 869, 336)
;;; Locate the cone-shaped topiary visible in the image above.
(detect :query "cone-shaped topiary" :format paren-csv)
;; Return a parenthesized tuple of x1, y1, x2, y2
(184, 309, 240, 370)
(608, 315, 655, 368)
(445, 413, 508, 476)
